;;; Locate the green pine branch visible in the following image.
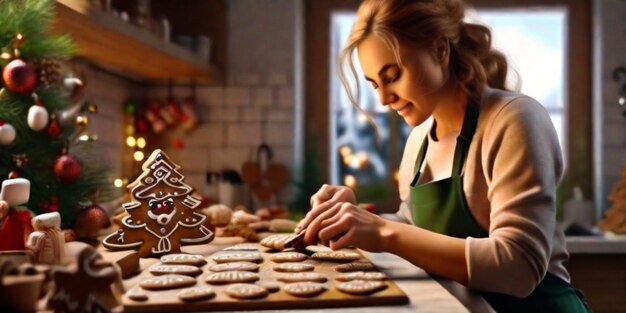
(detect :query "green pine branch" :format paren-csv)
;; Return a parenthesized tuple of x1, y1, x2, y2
(0, 0, 117, 227)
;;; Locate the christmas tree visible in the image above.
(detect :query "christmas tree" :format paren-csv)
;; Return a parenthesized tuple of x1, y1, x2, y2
(103, 150, 213, 257)
(0, 0, 114, 228)
(598, 164, 626, 233)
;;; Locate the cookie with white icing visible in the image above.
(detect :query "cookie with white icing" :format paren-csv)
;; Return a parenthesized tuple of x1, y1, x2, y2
(335, 271, 388, 281)
(205, 271, 260, 284)
(335, 280, 387, 295)
(177, 286, 216, 302)
(283, 282, 326, 297)
(209, 261, 259, 272)
(102, 150, 214, 258)
(139, 274, 196, 290)
(272, 262, 314, 273)
(225, 284, 269, 299)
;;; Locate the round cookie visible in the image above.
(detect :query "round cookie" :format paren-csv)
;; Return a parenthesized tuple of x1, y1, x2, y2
(283, 282, 326, 298)
(149, 264, 202, 277)
(126, 287, 148, 301)
(259, 234, 293, 250)
(139, 274, 197, 290)
(223, 244, 259, 252)
(209, 261, 259, 272)
(277, 272, 327, 283)
(160, 254, 207, 266)
(177, 286, 216, 302)
(336, 271, 388, 281)
(334, 261, 376, 273)
(311, 251, 361, 262)
(205, 271, 260, 285)
(225, 283, 269, 299)
(335, 280, 387, 295)
(212, 252, 263, 264)
(269, 252, 308, 263)
(272, 262, 314, 273)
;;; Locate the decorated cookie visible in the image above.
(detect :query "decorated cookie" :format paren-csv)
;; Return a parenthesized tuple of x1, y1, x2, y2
(225, 284, 269, 300)
(335, 280, 387, 295)
(222, 244, 259, 252)
(212, 252, 263, 264)
(177, 286, 216, 302)
(283, 282, 326, 297)
(311, 251, 361, 262)
(126, 287, 149, 302)
(259, 234, 293, 250)
(257, 281, 281, 293)
(336, 271, 388, 281)
(277, 272, 327, 283)
(102, 150, 214, 257)
(334, 261, 376, 272)
(272, 262, 314, 273)
(49, 246, 123, 313)
(139, 274, 196, 290)
(205, 271, 260, 284)
(269, 252, 308, 263)
(209, 261, 259, 272)
(160, 253, 207, 266)
(148, 264, 202, 277)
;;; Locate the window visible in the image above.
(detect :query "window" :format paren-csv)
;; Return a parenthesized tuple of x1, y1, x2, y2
(471, 8, 568, 157)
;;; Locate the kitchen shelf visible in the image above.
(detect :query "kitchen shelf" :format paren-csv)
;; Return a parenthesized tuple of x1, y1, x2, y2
(51, 0, 220, 84)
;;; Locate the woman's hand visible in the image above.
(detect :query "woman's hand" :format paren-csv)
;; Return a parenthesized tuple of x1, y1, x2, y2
(294, 184, 356, 234)
(305, 202, 394, 252)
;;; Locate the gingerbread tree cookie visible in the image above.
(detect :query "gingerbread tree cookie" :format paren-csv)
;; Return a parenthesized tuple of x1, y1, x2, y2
(103, 150, 214, 257)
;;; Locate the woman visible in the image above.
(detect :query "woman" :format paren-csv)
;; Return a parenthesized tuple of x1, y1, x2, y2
(295, 0, 591, 311)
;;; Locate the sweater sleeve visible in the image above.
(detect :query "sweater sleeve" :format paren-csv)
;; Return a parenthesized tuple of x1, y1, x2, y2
(466, 97, 564, 298)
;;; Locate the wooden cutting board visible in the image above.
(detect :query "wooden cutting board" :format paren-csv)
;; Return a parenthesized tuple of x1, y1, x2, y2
(122, 243, 409, 312)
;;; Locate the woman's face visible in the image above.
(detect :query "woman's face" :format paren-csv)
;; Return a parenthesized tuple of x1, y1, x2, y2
(357, 35, 447, 126)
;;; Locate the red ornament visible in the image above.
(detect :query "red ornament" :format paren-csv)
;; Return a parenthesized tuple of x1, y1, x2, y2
(47, 114, 61, 138)
(173, 138, 184, 149)
(54, 154, 81, 183)
(74, 205, 110, 240)
(7, 171, 19, 179)
(134, 116, 149, 134)
(2, 59, 37, 93)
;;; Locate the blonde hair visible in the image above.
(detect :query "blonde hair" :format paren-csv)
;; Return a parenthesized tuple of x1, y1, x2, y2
(339, 0, 509, 107)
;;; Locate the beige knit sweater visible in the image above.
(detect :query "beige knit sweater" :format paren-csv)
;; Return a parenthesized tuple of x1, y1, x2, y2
(396, 87, 570, 298)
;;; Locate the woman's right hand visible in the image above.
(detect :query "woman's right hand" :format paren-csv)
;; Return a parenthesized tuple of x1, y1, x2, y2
(294, 184, 356, 236)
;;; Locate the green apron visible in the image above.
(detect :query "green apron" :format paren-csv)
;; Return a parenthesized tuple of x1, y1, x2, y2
(409, 102, 592, 313)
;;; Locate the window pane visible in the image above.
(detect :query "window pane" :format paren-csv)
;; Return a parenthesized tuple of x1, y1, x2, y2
(471, 8, 568, 153)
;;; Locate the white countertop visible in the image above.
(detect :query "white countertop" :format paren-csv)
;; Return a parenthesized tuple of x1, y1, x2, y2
(565, 235, 626, 254)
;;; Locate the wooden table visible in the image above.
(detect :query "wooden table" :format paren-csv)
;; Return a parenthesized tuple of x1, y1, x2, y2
(106, 237, 474, 313)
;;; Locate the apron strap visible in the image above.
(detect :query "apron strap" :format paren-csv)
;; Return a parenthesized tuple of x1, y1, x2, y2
(451, 102, 479, 176)
(410, 99, 479, 186)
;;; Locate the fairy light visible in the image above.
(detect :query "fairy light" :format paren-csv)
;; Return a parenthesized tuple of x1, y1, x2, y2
(113, 178, 124, 188)
(394, 170, 399, 182)
(136, 137, 146, 148)
(133, 150, 145, 162)
(339, 145, 352, 157)
(126, 136, 136, 147)
(78, 134, 89, 141)
(344, 175, 357, 188)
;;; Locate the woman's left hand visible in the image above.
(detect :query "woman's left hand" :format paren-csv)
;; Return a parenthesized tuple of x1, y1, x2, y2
(306, 202, 393, 252)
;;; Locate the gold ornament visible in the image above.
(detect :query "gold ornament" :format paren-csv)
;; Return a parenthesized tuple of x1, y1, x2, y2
(75, 115, 88, 127)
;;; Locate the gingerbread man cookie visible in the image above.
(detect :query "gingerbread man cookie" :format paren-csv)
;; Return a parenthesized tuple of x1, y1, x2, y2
(103, 150, 214, 257)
